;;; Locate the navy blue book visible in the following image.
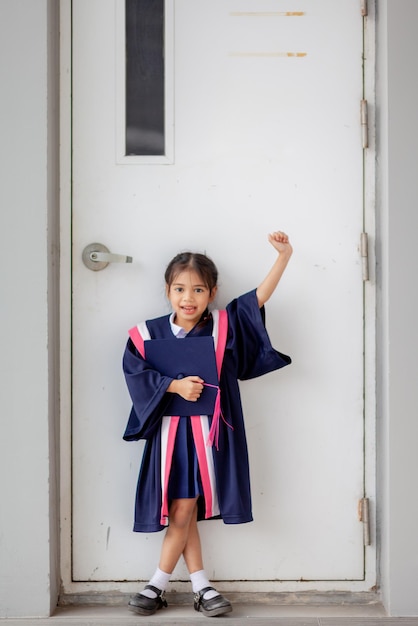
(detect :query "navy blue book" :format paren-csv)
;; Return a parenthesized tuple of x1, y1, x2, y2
(144, 336, 219, 416)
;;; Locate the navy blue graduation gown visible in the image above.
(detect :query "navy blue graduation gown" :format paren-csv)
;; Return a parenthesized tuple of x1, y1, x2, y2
(123, 289, 291, 532)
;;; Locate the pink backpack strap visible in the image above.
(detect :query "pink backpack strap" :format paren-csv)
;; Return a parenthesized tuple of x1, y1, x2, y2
(206, 309, 232, 449)
(128, 321, 150, 358)
(214, 309, 228, 377)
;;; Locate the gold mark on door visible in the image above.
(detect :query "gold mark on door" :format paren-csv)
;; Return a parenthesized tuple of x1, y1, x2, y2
(230, 12, 305, 17)
(230, 52, 307, 58)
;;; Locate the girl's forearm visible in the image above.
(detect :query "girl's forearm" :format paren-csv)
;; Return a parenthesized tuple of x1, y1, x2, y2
(256, 249, 292, 307)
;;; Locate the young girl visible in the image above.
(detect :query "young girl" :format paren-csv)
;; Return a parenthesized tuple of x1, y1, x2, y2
(123, 231, 292, 617)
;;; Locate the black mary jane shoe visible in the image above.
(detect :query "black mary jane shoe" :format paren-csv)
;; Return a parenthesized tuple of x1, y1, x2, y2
(193, 586, 232, 617)
(128, 584, 168, 616)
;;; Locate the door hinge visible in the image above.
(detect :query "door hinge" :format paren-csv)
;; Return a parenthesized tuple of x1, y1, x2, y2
(361, 99, 368, 148)
(358, 498, 371, 546)
(361, 0, 368, 16)
(360, 232, 369, 281)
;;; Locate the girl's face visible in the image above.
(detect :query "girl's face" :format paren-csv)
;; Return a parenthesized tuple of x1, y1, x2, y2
(166, 269, 217, 332)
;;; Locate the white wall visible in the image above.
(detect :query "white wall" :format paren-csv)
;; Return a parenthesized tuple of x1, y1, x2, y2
(377, 0, 418, 616)
(1, 0, 418, 618)
(0, 0, 59, 618)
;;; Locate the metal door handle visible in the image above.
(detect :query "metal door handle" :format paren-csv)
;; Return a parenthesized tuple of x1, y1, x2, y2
(82, 243, 133, 271)
(90, 251, 133, 263)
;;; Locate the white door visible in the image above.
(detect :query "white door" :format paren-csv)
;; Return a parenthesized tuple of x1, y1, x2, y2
(70, 0, 369, 587)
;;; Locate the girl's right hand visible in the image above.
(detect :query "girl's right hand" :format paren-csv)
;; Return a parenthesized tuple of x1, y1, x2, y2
(167, 376, 204, 401)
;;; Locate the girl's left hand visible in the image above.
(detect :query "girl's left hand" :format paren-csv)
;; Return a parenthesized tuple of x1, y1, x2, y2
(268, 231, 293, 256)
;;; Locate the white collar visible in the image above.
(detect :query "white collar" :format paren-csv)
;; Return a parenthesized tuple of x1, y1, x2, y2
(169, 312, 188, 338)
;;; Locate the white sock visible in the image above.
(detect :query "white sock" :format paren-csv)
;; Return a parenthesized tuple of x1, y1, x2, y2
(140, 567, 171, 598)
(190, 569, 219, 600)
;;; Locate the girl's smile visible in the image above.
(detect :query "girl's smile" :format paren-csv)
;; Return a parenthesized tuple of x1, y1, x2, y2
(167, 270, 217, 332)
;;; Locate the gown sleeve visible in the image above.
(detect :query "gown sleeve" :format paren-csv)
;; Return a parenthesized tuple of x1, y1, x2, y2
(226, 288, 291, 380)
(122, 338, 173, 441)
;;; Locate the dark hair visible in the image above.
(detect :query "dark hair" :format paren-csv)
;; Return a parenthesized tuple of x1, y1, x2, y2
(164, 252, 218, 292)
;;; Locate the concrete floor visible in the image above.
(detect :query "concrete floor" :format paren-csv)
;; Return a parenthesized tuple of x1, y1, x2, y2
(2, 603, 418, 626)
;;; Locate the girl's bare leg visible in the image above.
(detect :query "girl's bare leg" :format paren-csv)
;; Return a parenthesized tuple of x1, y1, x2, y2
(159, 497, 199, 574)
(182, 505, 232, 616)
(182, 502, 204, 574)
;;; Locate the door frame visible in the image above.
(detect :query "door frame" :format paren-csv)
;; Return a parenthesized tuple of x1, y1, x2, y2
(59, 0, 377, 596)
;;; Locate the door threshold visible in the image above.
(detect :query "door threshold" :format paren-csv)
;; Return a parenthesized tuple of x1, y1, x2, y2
(59, 589, 383, 609)
(53, 599, 387, 623)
